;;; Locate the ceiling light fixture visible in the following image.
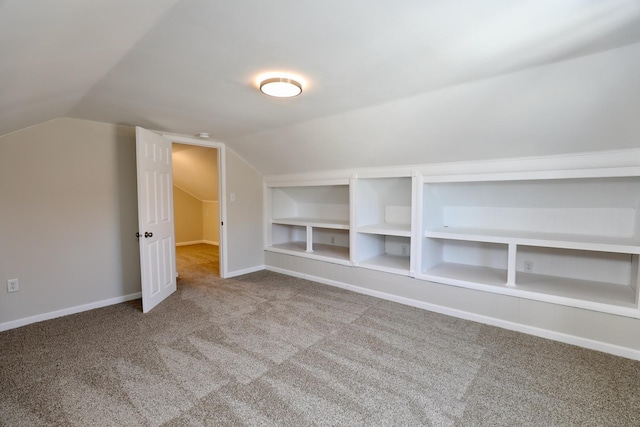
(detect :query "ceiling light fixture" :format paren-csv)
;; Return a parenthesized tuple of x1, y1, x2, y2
(259, 77, 303, 98)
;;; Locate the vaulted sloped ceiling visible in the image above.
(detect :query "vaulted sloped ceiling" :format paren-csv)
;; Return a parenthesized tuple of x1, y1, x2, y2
(2, 0, 640, 174)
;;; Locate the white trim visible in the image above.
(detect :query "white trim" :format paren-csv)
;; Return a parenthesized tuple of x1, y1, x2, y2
(203, 240, 219, 246)
(226, 265, 265, 278)
(265, 265, 640, 361)
(421, 166, 640, 183)
(176, 240, 204, 246)
(162, 133, 225, 148)
(219, 146, 228, 278)
(162, 133, 228, 279)
(0, 292, 142, 332)
(265, 178, 350, 187)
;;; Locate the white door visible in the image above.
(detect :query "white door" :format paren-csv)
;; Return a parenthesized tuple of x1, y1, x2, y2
(136, 127, 176, 313)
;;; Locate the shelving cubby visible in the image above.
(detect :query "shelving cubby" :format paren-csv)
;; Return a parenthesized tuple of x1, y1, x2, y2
(266, 183, 352, 265)
(354, 176, 414, 275)
(419, 175, 640, 317)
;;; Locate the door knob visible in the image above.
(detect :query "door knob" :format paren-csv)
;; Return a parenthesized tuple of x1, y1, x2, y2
(145, 231, 153, 238)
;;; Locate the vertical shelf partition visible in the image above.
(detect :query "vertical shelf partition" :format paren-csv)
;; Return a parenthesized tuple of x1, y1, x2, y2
(354, 176, 415, 275)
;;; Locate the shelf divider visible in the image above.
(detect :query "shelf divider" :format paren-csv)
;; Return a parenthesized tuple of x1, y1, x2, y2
(507, 243, 517, 287)
(357, 223, 411, 237)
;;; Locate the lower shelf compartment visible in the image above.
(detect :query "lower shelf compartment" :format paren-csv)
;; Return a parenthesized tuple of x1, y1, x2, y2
(516, 272, 637, 309)
(423, 262, 507, 287)
(311, 243, 350, 261)
(267, 242, 351, 265)
(270, 241, 307, 253)
(359, 254, 410, 275)
(421, 262, 638, 314)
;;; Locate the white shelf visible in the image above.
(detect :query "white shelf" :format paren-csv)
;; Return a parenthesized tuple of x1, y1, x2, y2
(267, 242, 351, 266)
(425, 227, 640, 254)
(272, 217, 350, 229)
(310, 243, 350, 261)
(359, 254, 410, 275)
(267, 172, 640, 319)
(269, 241, 307, 254)
(515, 272, 637, 309)
(423, 262, 508, 287)
(357, 223, 411, 237)
(421, 263, 638, 314)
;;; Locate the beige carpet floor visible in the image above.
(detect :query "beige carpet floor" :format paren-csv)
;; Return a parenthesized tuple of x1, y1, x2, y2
(1, 244, 639, 426)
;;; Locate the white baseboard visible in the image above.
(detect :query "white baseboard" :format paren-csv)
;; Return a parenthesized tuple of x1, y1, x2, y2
(176, 240, 203, 246)
(176, 240, 219, 247)
(0, 292, 142, 332)
(225, 265, 265, 278)
(266, 266, 640, 361)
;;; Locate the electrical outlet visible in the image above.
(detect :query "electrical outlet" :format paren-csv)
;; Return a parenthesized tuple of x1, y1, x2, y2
(524, 260, 533, 273)
(7, 278, 19, 293)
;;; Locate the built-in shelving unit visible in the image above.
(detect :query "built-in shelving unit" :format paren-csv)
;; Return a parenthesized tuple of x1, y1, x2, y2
(418, 176, 640, 316)
(354, 176, 414, 275)
(266, 182, 352, 265)
(264, 168, 640, 318)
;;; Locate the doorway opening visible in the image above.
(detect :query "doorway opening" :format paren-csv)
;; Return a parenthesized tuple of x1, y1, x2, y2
(172, 143, 221, 280)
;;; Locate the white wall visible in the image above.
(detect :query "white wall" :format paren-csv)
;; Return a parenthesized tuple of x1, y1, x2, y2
(0, 118, 141, 328)
(225, 149, 264, 276)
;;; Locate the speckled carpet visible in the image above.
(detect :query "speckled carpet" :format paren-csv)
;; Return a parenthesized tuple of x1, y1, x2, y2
(1, 244, 639, 426)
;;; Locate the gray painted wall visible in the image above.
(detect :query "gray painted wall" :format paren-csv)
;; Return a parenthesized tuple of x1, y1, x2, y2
(0, 118, 141, 324)
(0, 118, 265, 327)
(224, 149, 265, 275)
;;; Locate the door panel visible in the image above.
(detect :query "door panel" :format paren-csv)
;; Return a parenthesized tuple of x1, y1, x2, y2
(136, 127, 176, 313)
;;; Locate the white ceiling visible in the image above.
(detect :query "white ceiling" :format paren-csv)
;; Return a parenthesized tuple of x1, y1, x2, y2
(2, 0, 640, 174)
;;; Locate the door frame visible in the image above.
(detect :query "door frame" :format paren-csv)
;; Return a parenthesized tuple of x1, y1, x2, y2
(163, 133, 228, 278)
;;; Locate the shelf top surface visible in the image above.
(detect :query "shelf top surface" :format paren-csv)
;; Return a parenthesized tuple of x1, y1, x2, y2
(425, 227, 640, 253)
(424, 262, 637, 309)
(272, 217, 350, 229)
(359, 253, 410, 274)
(358, 222, 411, 236)
(268, 242, 350, 263)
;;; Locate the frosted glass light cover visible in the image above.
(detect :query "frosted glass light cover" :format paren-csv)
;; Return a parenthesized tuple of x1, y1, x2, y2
(260, 78, 302, 97)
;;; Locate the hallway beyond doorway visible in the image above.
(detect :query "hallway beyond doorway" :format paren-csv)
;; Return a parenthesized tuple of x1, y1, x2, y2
(177, 244, 220, 281)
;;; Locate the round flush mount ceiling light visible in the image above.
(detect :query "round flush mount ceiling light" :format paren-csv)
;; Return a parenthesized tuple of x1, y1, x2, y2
(259, 76, 303, 98)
